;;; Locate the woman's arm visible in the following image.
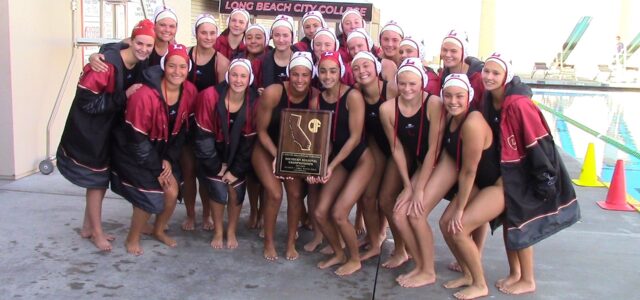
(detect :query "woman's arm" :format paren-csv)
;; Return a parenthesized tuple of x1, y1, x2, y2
(380, 99, 413, 210)
(255, 83, 282, 157)
(412, 96, 444, 199)
(448, 112, 488, 233)
(324, 87, 365, 176)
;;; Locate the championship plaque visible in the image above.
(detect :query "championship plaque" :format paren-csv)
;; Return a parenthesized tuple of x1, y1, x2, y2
(276, 108, 332, 177)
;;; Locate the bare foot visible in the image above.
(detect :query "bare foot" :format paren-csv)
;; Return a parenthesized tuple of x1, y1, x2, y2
(226, 233, 238, 249)
(303, 236, 323, 252)
(499, 279, 536, 295)
(495, 273, 520, 289)
(319, 244, 335, 255)
(399, 272, 436, 288)
(382, 252, 409, 269)
(360, 246, 380, 261)
(335, 260, 361, 276)
(90, 233, 113, 252)
(396, 268, 419, 283)
(153, 232, 177, 248)
(202, 217, 214, 231)
(263, 245, 278, 261)
(448, 261, 463, 273)
(286, 245, 299, 261)
(317, 253, 347, 269)
(181, 217, 195, 231)
(125, 238, 144, 256)
(443, 275, 473, 289)
(210, 233, 223, 249)
(80, 228, 115, 242)
(454, 284, 489, 300)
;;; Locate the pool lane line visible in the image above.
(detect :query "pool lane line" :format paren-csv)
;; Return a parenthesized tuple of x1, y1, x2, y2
(533, 100, 640, 161)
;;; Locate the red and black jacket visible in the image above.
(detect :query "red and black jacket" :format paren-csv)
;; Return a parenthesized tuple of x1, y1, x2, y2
(293, 37, 312, 53)
(194, 83, 258, 180)
(111, 66, 197, 189)
(58, 48, 141, 171)
(424, 66, 441, 96)
(214, 29, 246, 60)
(487, 77, 580, 250)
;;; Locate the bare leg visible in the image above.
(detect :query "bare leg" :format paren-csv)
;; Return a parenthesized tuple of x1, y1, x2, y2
(180, 146, 197, 231)
(360, 144, 385, 261)
(440, 201, 473, 289)
(200, 184, 213, 231)
(399, 155, 457, 287)
(332, 152, 374, 276)
(210, 200, 225, 249)
(284, 179, 305, 261)
(501, 247, 536, 295)
(125, 206, 150, 256)
(252, 144, 283, 261)
(496, 228, 521, 289)
(354, 204, 366, 236)
(246, 173, 262, 229)
(378, 160, 408, 269)
(84, 188, 113, 251)
(313, 168, 348, 270)
(304, 184, 324, 252)
(226, 187, 242, 249)
(450, 185, 504, 300)
(153, 175, 179, 248)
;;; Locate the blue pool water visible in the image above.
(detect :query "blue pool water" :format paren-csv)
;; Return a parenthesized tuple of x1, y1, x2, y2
(533, 89, 640, 201)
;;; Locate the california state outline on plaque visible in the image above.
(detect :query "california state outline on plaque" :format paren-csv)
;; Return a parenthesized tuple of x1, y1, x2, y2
(288, 114, 312, 151)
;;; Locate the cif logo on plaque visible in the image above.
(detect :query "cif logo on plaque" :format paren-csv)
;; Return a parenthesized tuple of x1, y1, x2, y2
(308, 118, 321, 133)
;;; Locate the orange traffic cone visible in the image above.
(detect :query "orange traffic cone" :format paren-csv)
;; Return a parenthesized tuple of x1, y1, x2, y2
(596, 160, 635, 211)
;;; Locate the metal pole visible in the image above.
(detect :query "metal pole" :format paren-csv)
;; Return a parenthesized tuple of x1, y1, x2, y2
(45, 0, 78, 160)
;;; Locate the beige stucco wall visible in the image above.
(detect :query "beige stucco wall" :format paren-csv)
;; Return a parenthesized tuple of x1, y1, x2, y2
(0, 0, 193, 179)
(3, 0, 79, 179)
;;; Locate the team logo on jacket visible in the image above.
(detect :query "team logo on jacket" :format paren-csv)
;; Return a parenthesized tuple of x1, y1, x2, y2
(507, 135, 517, 150)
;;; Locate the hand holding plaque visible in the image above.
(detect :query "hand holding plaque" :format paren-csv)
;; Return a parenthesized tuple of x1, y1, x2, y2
(275, 108, 332, 178)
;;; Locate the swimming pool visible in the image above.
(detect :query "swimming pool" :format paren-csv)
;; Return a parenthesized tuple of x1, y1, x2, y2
(532, 89, 640, 202)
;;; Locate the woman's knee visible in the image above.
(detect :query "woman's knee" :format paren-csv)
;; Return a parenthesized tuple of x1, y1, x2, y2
(331, 207, 349, 225)
(392, 209, 408, 226)
(314, 206, 330, 223)
(438, 217, 448, 235)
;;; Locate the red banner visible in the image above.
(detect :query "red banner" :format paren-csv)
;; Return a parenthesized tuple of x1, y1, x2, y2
(219, 0, 373, 21)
